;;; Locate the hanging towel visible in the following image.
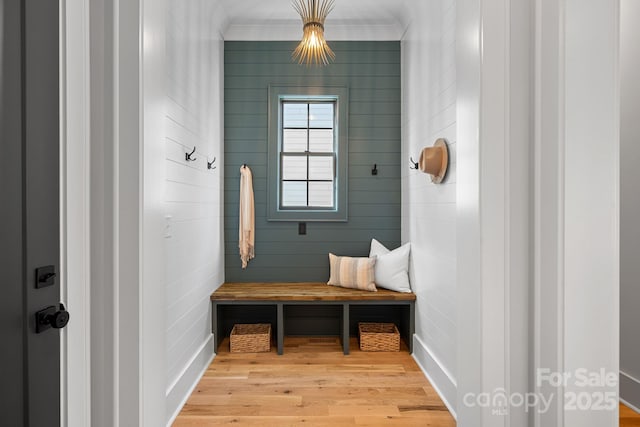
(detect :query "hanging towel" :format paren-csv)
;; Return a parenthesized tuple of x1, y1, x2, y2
(239, 165, 255, 269)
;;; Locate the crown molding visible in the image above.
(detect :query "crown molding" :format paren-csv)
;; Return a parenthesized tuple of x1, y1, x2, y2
(223, 19, 405, 41)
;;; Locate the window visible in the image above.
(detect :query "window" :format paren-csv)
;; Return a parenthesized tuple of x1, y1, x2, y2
(281, 101, 335, 209)
(268, 86, 348, 222)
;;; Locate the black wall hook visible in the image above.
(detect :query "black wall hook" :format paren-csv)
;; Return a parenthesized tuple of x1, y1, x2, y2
(371, 164, 378, 175)
(185, 146, 197, 162)
(207, 157, 217, 170)
(410, 157, 419, 170)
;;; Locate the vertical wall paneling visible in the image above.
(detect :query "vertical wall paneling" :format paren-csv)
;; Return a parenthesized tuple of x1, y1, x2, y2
(164, 1, 224, 423)
(401, 0, 458, 415)
(224, 41, 401, 282)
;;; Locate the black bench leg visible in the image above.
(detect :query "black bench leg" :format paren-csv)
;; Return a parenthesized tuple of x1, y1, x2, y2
(409, 302, 415, 353)
(342, 303, 350, 355)
(212, 302, 218, 352)
(277, 303, 284, 355)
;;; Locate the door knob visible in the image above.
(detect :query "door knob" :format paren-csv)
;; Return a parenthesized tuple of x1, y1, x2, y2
(36, 303, 70, 333)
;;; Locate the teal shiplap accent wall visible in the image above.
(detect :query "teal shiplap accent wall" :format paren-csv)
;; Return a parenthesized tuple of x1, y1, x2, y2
(224, 41, 401, 282)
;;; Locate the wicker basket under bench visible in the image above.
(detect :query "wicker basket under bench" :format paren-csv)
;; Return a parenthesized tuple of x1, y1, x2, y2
(230, 323, 272, 353)
(211, 282, 415, 356)
(358, 322, 400, 352)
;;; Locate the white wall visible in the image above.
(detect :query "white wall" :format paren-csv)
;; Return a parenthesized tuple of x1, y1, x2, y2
(401, 0, 458, 414)
(454, 0, 533, 424)
(561, 2, 619, 425)
(86, 0, 225, 425)
(620, 0, 640, 412)
(164, 0, 225, 423)
(452, 0, 618, 425)
(534, 1, 620, 426)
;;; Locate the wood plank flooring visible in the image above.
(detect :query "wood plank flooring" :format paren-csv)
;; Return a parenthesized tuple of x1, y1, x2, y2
(173, 337, 455, 426)
(621, 403, 640, 426)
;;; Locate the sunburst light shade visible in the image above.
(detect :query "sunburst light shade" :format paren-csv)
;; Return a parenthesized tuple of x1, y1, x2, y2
(292, 0, 335, 66)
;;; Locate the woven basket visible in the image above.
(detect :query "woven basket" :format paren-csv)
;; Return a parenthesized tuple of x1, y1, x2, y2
(230, 323, 271, 353)
(358, 322, 400, 352)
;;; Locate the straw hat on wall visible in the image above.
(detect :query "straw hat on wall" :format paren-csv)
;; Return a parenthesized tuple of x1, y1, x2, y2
(418, 138, 449, 183)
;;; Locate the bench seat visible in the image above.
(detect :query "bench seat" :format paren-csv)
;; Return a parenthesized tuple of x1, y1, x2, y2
(211, 282, 416, 355)
(211, 282, 417, 302)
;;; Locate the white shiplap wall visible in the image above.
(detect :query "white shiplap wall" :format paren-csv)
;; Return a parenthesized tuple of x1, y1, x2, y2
(164, 0, 224, 422)
(401, 0, 457, 414)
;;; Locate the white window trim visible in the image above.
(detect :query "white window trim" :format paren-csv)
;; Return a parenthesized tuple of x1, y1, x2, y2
(267, 85, 349, 222)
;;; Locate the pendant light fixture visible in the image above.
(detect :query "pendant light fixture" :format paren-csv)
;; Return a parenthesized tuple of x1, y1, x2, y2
(292, 0, 335, 66)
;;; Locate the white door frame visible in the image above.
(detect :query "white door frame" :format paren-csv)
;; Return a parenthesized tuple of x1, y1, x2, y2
(456, 0, 533, 425)
(62, 0, 620, 426)
(533, 1, 620, 426)
(62, 0, 168, 425)
(456, 0, 619, 426)
(60, 0, 92, 426)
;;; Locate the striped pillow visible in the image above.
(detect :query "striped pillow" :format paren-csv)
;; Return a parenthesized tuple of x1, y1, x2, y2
(327, 253, 377, 292)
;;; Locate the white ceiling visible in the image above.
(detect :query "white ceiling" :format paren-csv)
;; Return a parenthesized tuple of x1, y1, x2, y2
(213, 0, 411, 41)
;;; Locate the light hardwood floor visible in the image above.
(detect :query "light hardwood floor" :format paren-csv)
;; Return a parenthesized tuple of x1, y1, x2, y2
(173, 337, 455, 426)
(621, 403, 640, 426)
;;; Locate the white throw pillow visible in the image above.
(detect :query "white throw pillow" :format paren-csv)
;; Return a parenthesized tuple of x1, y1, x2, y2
(369, 239, 412, 293)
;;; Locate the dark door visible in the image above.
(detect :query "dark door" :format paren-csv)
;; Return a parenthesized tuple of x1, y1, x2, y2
(1, 0, 65, 426)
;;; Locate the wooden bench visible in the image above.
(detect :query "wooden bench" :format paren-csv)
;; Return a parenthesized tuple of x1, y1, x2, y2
(211, 282, 416, 355)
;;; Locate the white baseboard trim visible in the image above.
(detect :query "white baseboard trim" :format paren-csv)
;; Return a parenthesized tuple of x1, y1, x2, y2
(621, 397, 640, 415)
(165, 334, 216, 426)
(412, 334, 457, 419)
(621, 371, 640, 414)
